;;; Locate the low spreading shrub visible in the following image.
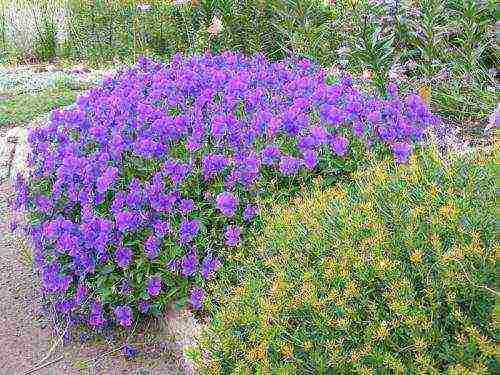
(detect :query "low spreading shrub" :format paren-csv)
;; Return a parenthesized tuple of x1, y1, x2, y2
(197, 146, 497, 373)
(12, 53, 440, 330)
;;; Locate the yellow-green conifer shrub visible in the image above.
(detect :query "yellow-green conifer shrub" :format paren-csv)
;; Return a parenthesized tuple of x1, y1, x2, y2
(198, 146, 497, 374)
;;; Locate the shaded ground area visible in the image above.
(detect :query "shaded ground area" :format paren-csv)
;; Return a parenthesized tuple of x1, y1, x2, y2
(0, 182, 186, 374)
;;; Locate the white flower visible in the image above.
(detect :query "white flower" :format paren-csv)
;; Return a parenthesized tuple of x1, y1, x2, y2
(207, 16, 223, 36)
(361, 70, 372, 80)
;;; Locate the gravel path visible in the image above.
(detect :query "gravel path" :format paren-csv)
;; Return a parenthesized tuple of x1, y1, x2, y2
(0, 182, 186, 375)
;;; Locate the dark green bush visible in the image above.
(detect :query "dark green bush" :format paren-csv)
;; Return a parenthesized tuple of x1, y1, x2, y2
(198, 146, 497, 374)
(33, 16, 57, 62)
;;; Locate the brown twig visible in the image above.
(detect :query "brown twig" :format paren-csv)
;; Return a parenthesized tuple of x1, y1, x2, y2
(23, 355, 64, 375)
(34, 320, 69, 368)
(78, 345, 125, 368)
(455, 261, 499, 297)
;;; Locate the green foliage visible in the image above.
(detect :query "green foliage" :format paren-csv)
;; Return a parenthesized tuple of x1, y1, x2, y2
(198, 146, 497, 374)
(271, 0, 336, 64)
(429, 65, 496, 132)
(33, 16, 57, 62)
(0, 12, 6, 60)
(395, 0, 497, 126)
(1, 1, 496, 128)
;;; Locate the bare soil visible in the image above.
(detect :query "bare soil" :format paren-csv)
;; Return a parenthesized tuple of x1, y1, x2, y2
(0, 182, 186, 375)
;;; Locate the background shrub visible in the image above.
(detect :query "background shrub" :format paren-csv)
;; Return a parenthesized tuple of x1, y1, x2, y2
(198, 146, 497, 373)
(33, 16, 57, 62)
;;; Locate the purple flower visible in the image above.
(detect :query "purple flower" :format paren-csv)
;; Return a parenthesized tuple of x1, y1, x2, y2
(75, 283, 88, 304)
(279, 156, 302, 176)
(186, 136, 201, 152)
(298, 136, 316, 152)
(79, 332, 90, 343)
(331, 136, 349, 157)
(111, 193, 126, 214)
(120, 279, 132, 295)
(179, 198, 196, 215)
(387, 82, 399, 97)
(243, 204, 259, 221)
(201, 253, 222, 279)
(153, 220, 171, 237)
(261, 145, 280, 166)
(168, 258, 180, 273)
(310, 125, 328, 145)
(179, 219, 200, 244)
(352, 121, 365, 137)
(115, 246, 133, 268)
(303, 150, 318, 169)
(202, 154, 229, 180)
(9, 219, 18, 233)
(56, 233, 78, 254)
(392, 141, 412, 164)
(322, 105, 345, 125)
(147, 277, 162, 297)
(36, 195, 53, 214)
(17, 52, 440, 333)
(181, 248, 199, 277)
(134, 138, 165, 159)
(145, 235, 160, 260)
(114, 305, 133, 327)
(56, 298, 76, 315)
(126, 179, 143, 209)
(189, 287, 205, 310)
(96, 166, 119, 193)
(138, 300, 150, 314)
(123, 345, 139, 359)
(89, 300, 106, 328)
(115, 211, 139, 233)
(216, 192, 238, 217)
(225, 225, 241, 247)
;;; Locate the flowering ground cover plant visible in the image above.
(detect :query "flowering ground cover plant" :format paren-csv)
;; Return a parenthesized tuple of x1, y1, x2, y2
(197, 146, 497, 373)
(12, 52, 441, 330)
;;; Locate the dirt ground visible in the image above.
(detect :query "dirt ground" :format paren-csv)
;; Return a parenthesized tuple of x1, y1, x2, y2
(0, 182, 186, 375)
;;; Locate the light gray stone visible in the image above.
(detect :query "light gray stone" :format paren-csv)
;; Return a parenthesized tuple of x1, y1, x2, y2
(0, 127, 30, 183)
(164, 307, 203, 375)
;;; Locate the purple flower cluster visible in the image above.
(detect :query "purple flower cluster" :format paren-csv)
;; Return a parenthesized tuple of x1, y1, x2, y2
(114, 305, 133, 327)
(216, 192, 238, 217)
(147, 277, 162, 297)
(13, 52, 440, 330)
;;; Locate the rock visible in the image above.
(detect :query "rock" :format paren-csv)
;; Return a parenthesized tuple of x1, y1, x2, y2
(0, 136, 16, 182)
(67, 64, 90, 75)
(164, 307, 203, 375)
(11, 141, 30, 183)
(6, 127, 28, 142)
(0, 127, 30, 183)
(46, 64, 59, 73)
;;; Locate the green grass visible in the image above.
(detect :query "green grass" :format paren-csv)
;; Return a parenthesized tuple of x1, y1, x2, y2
(0, 87, 79, 127)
